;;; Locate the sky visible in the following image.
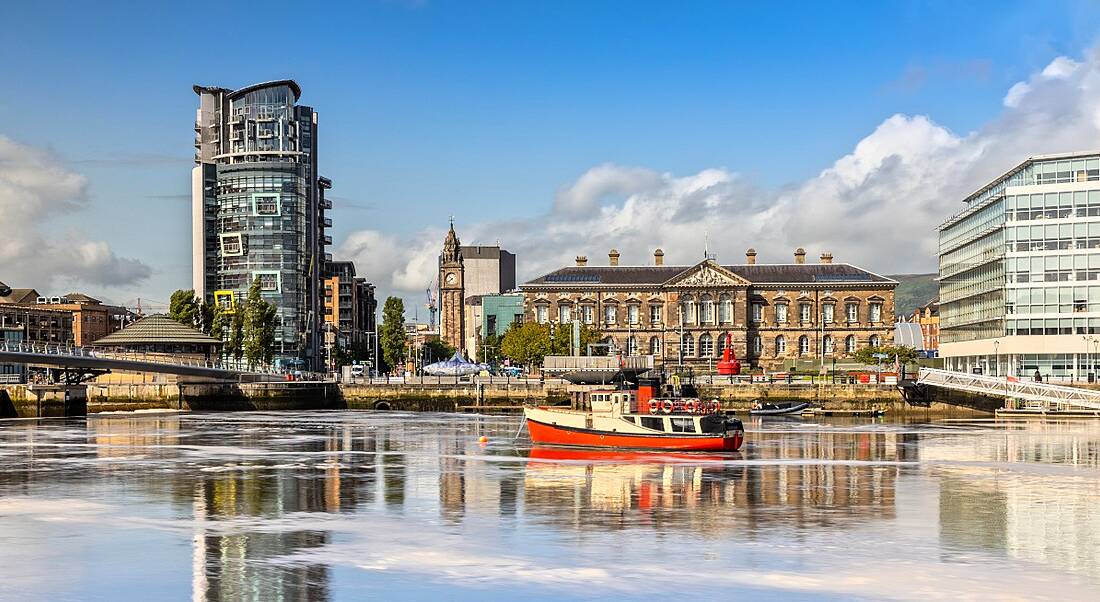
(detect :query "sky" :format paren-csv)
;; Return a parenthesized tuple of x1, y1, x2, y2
(3, 0, 1100, 312)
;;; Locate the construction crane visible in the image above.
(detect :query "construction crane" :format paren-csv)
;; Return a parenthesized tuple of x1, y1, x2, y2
(425, 279, 438, 330)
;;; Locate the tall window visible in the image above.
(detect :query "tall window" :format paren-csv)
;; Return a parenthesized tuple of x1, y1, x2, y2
(649, 304, 662, 324)
(535, 305, 548, 324)
(869, 334, 881, 347)
(870, 302, 882, 323)
(582, 305, 594, 324)
(846, 302, 859, 323)
(798, 335, 810, 356)
(604, 304, 616, 325)
(681, 296, 696, 325)
(559, 305, 572, 323)
(627, 336, 638, 355)
(649, 336, 662, 356)
(845, 335, 856, 353)
(822, 304, 834, 324)
(776, 303, 788, 323)
(799, 303, 812, 323)
(752, 303, 763, 322)
(717, 333, 731, 355)
(752, 335, 762, 355)
(701, 295, 714, 324)
(719, 294, 733, 324)
(627, 304, 640, 325)
(823, 335, 834, 355)
(699, 333, 714, 357)
(681, 334, 695, 356)
(775, 335, 787, 355)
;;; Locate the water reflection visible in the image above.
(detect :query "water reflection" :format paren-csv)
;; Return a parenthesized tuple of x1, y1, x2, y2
(0, 413, 1097, 600)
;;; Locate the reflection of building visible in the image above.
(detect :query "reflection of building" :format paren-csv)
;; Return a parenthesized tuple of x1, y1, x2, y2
(192, 80, 332, 370)
(322, 260, 377, 359)
(522, 248, 896, 370)
(938, 152, 1100, 378)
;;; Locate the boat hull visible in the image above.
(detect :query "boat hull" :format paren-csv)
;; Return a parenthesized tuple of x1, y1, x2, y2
(526, 416, 744, 451)
(749, 402, 811, 416)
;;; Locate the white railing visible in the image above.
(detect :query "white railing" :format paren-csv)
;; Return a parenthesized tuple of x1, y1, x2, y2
(0, 341, 286, 377)
(917, 367, 1100, 411)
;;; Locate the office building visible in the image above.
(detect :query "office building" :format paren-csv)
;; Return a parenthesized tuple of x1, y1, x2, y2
(322, 261, 378, 366)
(192, 80, 332, 369)
(938, 152, 1100, 379)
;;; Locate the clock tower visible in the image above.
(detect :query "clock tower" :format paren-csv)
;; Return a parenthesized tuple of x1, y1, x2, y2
(439, 221, 465, 352)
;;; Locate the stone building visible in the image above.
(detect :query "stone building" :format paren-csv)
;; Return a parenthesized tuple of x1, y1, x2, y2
(521, 248, 897, 371)
(438, 222, 465, 351)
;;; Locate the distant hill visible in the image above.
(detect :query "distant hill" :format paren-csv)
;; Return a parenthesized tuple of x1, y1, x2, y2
(889, 273, 938, 318)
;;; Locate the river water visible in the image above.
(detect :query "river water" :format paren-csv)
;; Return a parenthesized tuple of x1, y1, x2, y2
(0, 412, 1098, 601)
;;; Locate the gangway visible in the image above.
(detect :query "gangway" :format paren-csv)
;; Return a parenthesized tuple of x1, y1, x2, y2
(913, 367, 1100, 411)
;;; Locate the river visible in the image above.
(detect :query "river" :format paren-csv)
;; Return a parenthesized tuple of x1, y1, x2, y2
(0, 411, 1098, 601)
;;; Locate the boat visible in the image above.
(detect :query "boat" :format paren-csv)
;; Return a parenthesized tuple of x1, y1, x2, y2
(801, 407, 886, 417)
(749, 401, 812, 416)
(523, 371, 745, 452)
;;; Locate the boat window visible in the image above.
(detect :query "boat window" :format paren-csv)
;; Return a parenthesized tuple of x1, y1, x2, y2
(640, 416, 664, 431)
(670, 418, 696, 433)
(623, 416, 636, 425)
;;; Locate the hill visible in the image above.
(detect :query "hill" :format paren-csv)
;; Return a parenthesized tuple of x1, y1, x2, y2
(889, 273, 938, 318)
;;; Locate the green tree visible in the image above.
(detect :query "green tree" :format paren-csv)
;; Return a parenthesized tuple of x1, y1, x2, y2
(242, 278, 278, 367)
(379, 297, 407, 374)
(852, 344, 919, 367)
(480, 333, 503, 364)
(169, 289, 200, 328)
(227, 311, 245, 361)
(550, 323, 602, 356)
(500, 322, 551, 368)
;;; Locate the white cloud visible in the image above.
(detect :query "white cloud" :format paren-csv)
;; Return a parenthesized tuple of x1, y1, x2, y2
(0, 136, 151, 291)
(340, 46, 1100, 304)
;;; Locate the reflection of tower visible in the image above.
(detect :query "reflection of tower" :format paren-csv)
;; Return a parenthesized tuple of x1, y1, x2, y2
(439, 221, 465, 350)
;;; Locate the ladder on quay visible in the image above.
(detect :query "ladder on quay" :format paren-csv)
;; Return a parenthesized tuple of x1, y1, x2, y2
(915, 367, 1100, 411)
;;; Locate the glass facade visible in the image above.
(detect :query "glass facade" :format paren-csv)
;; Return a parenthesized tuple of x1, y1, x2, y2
(939, 153, 1100, 379)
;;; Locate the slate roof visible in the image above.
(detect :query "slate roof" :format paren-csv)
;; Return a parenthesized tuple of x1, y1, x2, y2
(0, 289, 41, 304)
(523, 261, 895, 287)
(90, 314, 221, 347)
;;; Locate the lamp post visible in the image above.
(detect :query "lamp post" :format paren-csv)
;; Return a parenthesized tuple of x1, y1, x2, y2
(993, 339, 1000, 377)
(1083, 335, 1094, 382)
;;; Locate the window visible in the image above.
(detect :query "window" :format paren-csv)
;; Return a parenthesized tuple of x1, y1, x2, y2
(845, 335, 856, 353)
(649, 336, 662, 355)
(798, 335, 810, 356)
(670, 418, 696, 433)
(220, 233, 243, 256)
(699, 333, 714, 357)
(822, 304, 834, 324)
(558, 305, 572, 323)
(719, 294, 733, 324)
(718, 333, 731, 355)
(681, 334, 695, 356)
(535, 305, 548, 324)
(604, 304, 617, 325)
(487, 315, 498, 336)
(752, 335, 762, 355)
(582, 305, 595, 324)
(870, 302, 882, 323)
(681, 296, 696, 324)
(640, 416, 664, 431)
(627, 304, 640, 325)
(799, 303, 812, 323)
(251, 193, 281, 216)
(649, 304, 662, 324)
(752, 303, 763, 322)
(776, 303, 788, 323)
(869, 335, 881, 347)
(775, 335, 787, 355)
(700, 295, 714, 324)
(823, 335, 834, 355)
(846, 302, 859, 323)
(254, 272, 280, 292)
(627, 336, 638, 355)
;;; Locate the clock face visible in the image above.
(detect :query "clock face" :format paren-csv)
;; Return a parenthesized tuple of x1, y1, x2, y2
(445, 273, 457, 285)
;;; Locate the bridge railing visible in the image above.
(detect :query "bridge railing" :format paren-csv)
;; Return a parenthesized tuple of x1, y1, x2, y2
(917, 367, 1100, 411)
(0, 341, 286, 376)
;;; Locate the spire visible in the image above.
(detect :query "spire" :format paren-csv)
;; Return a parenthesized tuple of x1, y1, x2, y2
(442, 219, 462, 264)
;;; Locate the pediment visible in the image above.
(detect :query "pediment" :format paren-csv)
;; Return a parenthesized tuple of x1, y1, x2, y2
(665, 260, 750, 288)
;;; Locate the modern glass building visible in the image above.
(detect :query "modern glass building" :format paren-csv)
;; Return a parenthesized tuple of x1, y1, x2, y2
(192, 80, 332, 369)
(939, 151, 1100, 380)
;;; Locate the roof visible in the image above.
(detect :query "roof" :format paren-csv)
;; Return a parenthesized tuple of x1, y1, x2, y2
(63, 293, 101, 304)
(523, 261, 895, 288)
(193, 80, 302, 102)
(0, 289, 40, 304)
(90, 314, 222, 347)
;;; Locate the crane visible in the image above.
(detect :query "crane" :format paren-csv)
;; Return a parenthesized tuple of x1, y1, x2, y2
(425, 279, 438, 330)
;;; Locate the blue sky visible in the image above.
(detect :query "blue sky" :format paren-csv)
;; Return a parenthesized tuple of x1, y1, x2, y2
(3, 0, 1100, 307)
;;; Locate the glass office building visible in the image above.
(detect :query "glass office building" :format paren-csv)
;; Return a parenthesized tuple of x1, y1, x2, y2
(192, 81, 332, 369)
(939, 152, 1100, 380)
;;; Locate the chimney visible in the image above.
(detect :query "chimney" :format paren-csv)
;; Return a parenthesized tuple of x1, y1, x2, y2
(745, 248, 757, 265)
(794, 248, 806, 264)
(654, 248, 665, 266)
(575, 255, 588, 267)
(609, 249, 620, 266)
(820, 252, 833, 264)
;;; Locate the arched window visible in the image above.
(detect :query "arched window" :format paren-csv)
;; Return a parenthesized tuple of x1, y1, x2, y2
(798, 335, 810, 356)
(681, 334, 695, 356)
(823, 335, 834, 355)
(752, 335, 762, 355)
(700, 294, 714, 324)
(681, 295, 696, 325)
(717, 333, 731, 355)
(699, 333, 714, 357)
(627, 335, 638, 355)
(649, 336, 662, 356)
(845, 335, 856, 353)
(775, 335, 787, 355)
(869, 334, 881, 347)
(719, 294, 733, 324)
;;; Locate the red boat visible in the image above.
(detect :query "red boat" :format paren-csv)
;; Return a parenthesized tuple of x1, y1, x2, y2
(523, 372, 744, 452)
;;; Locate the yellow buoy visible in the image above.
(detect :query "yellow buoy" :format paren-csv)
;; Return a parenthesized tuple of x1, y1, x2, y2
(478, 436, 488, 443)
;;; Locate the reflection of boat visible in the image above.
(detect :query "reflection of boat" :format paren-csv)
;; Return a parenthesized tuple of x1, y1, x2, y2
(524, 371, 745, 452)
(750, 401, 811, 416)
(528, 446, 726, 463)
(801, 407, 886, 417)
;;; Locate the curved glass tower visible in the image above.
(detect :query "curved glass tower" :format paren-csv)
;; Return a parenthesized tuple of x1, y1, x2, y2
(192, 80, 331, 369)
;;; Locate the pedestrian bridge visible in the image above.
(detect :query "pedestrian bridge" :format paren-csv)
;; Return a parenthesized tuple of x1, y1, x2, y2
(0, 341, 286, 383)
(911, 367, 1100, 411)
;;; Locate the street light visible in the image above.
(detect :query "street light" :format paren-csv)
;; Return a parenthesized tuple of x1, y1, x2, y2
(1084, 335, 1094, 382)
(993, 339, 1000, 377)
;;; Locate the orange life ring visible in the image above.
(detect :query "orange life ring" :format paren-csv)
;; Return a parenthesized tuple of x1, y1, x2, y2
(688, 400, 699, 413)
(711, 400, 721, 413)
(661, 400, 673, 414)
(648, 400, 659, 414)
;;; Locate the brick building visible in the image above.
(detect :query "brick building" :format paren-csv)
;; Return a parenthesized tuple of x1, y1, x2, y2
(520, 248, 897, 371)
(322, 261, 378, 358)
(913, 298, 939, 357)
(0, 291, 131, 346)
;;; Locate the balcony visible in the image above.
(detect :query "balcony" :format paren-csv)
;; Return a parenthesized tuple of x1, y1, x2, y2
(323, 217, 333, 228)
(322, 235, 333, 246)
(321, 199, 333, 209)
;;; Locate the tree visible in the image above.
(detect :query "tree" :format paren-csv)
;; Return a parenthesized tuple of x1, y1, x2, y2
(423, 338, 455, 365)
(480, 333, 503, 364)
(550, 323, 601, 356)
(169, 289, 200, 329)
(500, 322, 551, 368)
(227, 312, 245, 361)
(380, 297, 407, 374)
(852, 344, 919, 367)
(242, 278, 278, 368)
